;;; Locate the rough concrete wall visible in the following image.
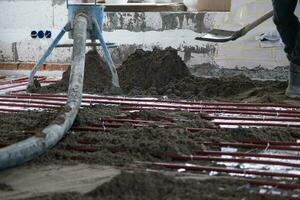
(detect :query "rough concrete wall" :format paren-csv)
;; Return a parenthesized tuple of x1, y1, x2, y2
(0, 0, 299, 71)
(102, 12, 210, 32)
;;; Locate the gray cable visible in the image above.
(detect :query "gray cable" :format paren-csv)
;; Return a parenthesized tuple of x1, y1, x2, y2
(0, 14, 88, 170)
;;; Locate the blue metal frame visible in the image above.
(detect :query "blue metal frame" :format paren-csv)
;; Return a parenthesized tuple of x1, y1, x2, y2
(27, 3, 120, 90)
(28, 23, 70, 89)
(93, 17, 120, 88)
(67, 4, 104, 39)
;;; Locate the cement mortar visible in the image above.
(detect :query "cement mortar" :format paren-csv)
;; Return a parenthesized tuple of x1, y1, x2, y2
(158, 75, 288, 102)
(0, 183, 13, 191)
(118, 47, 191, 92)
(18, 172, 282, 200)
(36, 48, 297, 104)
(190, 64, 289, 81)
(38, 50, 112, 94)
(116, 48, 292, 103)
(0, 106, 296, 167)
(37, 48, 192, 95)
(85, 172, 275, 200)
(0, 110, 57, 146)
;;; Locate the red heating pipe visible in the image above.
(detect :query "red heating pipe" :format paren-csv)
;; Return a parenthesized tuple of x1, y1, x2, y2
(149, 162, 300, 179)
(72, 125, 216, 133)
(168, 154, 300, 168)
(0, 102, 60, 109)
(3, 94, 300, 120)
(100, 118, 217, 131)
(203, 109, 300, 118)
(99, 122, 150, 128)
(0, 76, 46, 86)
(202, 142, 300, 152)
(5, 80, 58, 94)
(203, 141, 300, 147)
(0, 95, 78, 103)
(0, 77, 28, 85)
(71, 126, 112, 132)
(18, 96, 300, 117)
(1, 101, 299, 130)
(205, 115, 300, 123)
(0, 95, 92, 107)
(213, 121, 300, 128)
(119, 104, 300, 115)
(0, 99, 93, 110)
(0, 98, 66, 106)
(195, 151, 300, 160)
(0, 95, 128, 109)
(27, 98, 300, 115)
(14, 93, 300, 109)
(5, 94, 300, 116)
(122, 106, 300, 118)
(245, 179, 300, 190)
(0, 82, 29, 91)
(0, 77, 47, 91)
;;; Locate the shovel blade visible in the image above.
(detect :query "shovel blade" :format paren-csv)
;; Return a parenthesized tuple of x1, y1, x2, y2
(195, 29, 238, 43)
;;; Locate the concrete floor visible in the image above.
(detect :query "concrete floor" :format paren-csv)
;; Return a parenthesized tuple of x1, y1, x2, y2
(0, 70, 63, 78)
(0, 164, 120, 200)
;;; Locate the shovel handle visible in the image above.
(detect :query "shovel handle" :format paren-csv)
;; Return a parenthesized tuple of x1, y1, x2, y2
(242, 10, 274, 35)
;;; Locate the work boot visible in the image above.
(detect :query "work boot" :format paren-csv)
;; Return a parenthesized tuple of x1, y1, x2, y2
(286, 63, 300, 99)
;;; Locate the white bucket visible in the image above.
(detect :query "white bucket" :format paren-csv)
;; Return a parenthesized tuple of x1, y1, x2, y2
(183, 0, 198, 11)
(183, 0, 231, 12)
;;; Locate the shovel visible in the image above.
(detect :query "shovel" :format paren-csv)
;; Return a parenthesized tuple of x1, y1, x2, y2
(195, 10, 274, 43)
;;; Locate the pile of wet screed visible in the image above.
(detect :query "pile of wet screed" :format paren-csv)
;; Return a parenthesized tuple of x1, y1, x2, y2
(36, 48, 292, 103)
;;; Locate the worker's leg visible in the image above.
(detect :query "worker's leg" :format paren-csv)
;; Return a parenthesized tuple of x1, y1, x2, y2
(291, 23, 300, 66)
(272, 0, 299, 63)
(272, 0, 300, 98)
